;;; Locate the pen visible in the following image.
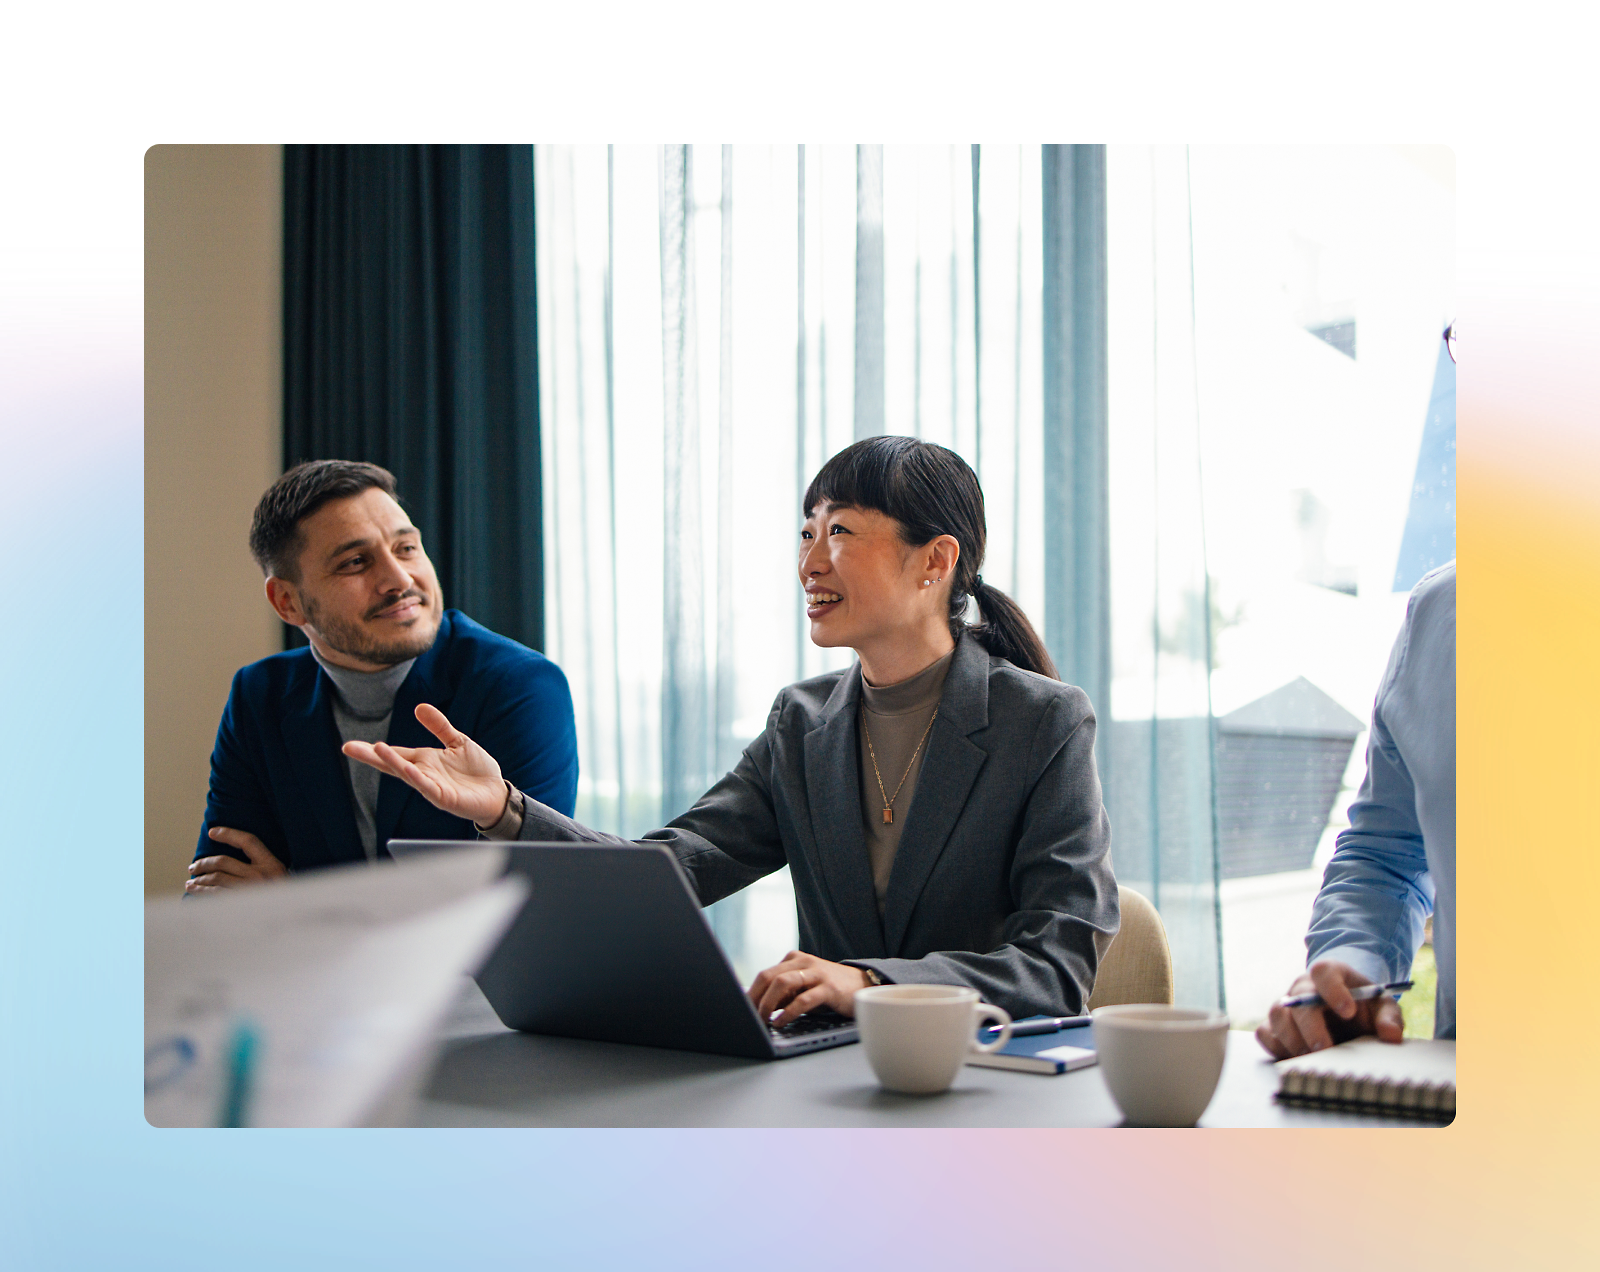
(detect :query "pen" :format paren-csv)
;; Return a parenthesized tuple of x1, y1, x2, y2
(217, 1019, 259, 1129)
(1278, 980, 1413, 1010)
(982, 1014, 1092, 1038)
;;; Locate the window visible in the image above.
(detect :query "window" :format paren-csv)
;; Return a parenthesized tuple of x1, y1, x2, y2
(1127, 146, 1454, 1023)
(536, 145, 1453, 1012)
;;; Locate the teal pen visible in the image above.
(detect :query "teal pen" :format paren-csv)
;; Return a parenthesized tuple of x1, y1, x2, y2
(218, 1020, 260, 1128)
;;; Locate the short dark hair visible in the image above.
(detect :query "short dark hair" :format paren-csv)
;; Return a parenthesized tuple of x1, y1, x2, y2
(249, 460, 399, 580)
(804, 436, 1058, 679)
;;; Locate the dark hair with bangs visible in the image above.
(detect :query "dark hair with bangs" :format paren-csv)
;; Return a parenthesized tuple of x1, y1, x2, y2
(803, 436, 1058, 679)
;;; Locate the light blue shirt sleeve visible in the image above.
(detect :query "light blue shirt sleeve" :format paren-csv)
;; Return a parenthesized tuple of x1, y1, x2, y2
(1305, 687, 1435, 986)
(1304, 563, 1455, 1036)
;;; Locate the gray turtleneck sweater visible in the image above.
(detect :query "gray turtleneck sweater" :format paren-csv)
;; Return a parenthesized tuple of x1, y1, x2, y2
(309, 646, 417, 861)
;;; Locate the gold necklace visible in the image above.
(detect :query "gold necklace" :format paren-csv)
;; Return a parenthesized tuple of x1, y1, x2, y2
(862, 706, 939, 825)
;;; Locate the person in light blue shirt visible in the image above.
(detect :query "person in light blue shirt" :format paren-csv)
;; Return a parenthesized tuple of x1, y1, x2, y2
(1257, 560, 1455, 1057)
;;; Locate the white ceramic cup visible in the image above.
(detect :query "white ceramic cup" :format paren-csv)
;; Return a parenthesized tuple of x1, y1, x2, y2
(853, 984, 1013, 1095)
(1091, 1004, 1230, 1127)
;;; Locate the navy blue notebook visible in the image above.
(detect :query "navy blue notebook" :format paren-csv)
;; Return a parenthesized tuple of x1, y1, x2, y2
(967, 1019, 1100, 1075)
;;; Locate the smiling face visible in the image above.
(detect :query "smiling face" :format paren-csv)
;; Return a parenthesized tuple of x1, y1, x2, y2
(799, 502, 960, 682)
(266, 487, 444, 670)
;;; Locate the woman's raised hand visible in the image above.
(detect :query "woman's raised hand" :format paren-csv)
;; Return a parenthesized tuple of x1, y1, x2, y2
(342, 703, 509, 828)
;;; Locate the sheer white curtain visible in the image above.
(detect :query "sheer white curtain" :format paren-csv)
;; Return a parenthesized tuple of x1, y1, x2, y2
(1104, 145, 1225, 1008)
(535, 144, 1224, 998)
(1168, 145, 1454, 1022)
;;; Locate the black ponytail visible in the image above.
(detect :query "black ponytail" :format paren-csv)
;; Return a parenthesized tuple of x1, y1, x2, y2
(970, 576, 1059, 680)
(804, 436, 1059, 680)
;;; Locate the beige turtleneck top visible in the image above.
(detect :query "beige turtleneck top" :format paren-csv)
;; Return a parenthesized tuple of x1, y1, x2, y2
(856, 647, 955, 914)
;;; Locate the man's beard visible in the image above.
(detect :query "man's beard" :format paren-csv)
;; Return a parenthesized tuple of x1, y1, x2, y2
(303, 590, 441, 666)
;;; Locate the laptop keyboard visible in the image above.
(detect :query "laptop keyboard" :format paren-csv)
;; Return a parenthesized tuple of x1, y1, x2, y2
(768, 1007, 855, 1038)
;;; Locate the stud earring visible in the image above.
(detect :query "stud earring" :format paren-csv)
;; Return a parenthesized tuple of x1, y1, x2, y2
(922, 579, 931, 587)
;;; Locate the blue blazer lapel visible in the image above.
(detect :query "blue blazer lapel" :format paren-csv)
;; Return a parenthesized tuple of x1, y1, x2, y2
(375, 613, 454, 851)
(280, 659, 365, 867)
(881, 634, 991, 954)
(801, 670, 887, 956)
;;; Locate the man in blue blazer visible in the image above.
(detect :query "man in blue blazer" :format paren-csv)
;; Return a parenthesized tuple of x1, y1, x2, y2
(186, 460, 577, 892)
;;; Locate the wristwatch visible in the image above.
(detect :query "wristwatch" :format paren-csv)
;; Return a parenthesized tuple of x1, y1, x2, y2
(858, 966, 886, 987)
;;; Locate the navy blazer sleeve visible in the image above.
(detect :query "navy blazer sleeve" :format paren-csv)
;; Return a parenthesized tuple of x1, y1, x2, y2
(195, 670, 292, 869)
(472, 654, 580, 818)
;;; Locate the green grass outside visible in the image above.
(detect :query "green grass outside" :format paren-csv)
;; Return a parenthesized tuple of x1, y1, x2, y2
(1399, 942, 1436, 1039)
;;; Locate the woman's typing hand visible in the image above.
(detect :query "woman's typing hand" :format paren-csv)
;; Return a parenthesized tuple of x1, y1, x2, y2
(342, 702, 510, 829)
(748, 950, 872, 1026)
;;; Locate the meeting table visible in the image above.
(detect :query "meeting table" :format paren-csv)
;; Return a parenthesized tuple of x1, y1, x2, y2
(403, 979, 1433, 1128)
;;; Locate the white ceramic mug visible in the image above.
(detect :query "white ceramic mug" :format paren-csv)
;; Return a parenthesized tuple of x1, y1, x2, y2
(853, 984, 1013, 1095)
(1091, 1004, 1230, 1126)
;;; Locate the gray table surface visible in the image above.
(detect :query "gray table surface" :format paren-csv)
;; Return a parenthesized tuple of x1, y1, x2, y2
(408, 980, 1426, 1128)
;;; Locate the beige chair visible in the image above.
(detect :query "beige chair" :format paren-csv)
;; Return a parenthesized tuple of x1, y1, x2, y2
(1086, 886, 1174, 1010)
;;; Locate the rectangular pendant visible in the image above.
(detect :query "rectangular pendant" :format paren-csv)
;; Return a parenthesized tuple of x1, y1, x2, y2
(882, 809, 893, 824)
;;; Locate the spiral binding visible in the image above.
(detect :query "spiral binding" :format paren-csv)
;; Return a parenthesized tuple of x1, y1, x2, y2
(1276, 1066, 1455, 1121)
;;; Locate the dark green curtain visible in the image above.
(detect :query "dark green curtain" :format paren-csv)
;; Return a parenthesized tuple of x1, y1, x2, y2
(282, 144, 543, 650)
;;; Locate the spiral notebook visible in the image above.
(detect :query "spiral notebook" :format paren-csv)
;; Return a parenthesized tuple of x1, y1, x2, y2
(1274, 1036, 1455, 1121)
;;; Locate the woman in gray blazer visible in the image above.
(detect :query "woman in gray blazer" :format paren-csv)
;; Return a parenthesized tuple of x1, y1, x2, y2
(347, 437, 1120, 1024)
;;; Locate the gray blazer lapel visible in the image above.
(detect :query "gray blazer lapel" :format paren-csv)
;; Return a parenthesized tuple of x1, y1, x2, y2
(881, 634, 992, 954)
(800, 670, 887, 956)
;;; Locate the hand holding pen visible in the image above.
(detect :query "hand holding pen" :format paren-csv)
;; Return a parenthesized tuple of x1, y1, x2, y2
(1256, 960, 1410, 1060)
(1278, 980, 1412, 1009)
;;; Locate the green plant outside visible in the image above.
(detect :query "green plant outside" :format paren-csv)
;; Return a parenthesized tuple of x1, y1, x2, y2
(1400, 942, 1437, 1039)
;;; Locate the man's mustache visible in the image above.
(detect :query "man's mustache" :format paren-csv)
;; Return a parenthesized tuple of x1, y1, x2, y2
(366, 589, 430, 620)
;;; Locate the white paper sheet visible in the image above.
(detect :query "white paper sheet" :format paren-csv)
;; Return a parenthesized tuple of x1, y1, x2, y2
(145, 846, 524, 1127)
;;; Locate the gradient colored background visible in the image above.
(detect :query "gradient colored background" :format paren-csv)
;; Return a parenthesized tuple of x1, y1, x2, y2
(2, 6, 1595, 1269)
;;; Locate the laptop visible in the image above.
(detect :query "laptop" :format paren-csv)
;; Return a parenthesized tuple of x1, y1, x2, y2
(388, 839, 859, 1060)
